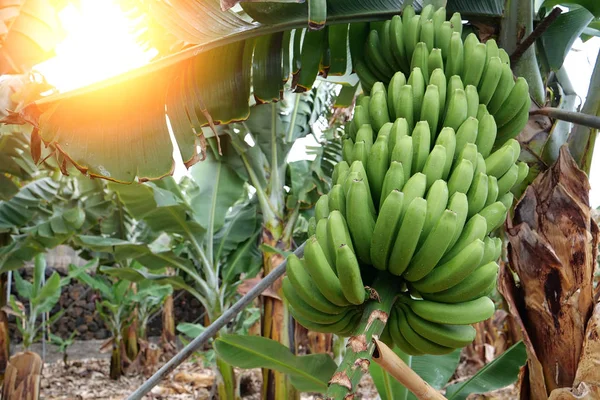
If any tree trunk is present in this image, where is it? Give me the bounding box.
[109,340,123,380]
[499,146,600,399]
[261,230,294,400]
[1,351,42,400]
[160,294,177,357]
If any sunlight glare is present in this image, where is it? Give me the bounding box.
[35,0,157,93]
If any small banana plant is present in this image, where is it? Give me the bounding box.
[49,330,78,368]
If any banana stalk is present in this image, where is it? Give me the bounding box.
[326,273,398,399]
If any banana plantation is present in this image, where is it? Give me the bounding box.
[1,0,599,399]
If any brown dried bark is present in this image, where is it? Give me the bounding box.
[499,145,600,399]
[1,351,42,400]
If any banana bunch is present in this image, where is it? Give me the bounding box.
[283,5,533,351]
[355,4,531,145]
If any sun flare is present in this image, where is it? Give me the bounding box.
[35,0,157,93]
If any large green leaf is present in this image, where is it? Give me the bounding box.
[446,341,527,400]
[214,334,337,393]
[0,178,60,231]
[541,0,600,17]
[370,348,411,400]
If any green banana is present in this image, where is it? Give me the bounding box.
[304,236,351,306]
[401,172,427,210]
[446,74,464,99]
[372,81,387,95]
[365,30,395,79]
[396,305,455,355]
[446,192,469,249]
[355,124,374,154]
[290,306,359,334]
[346,178,376,264]
[329,184,346,215]
[388,117,409,162]
[447,159,474,196]
[485,175,499,207]
[421,179,449,241]
[394,84,415,130]
[367,135,390,207]
[411,121,431,173]
[498,47,510,65]
[402,304,477,347]
[401,295,495,325]
[332,161,350,185]
[487,63,515,115]
[355,60,378,93]
[496,97,530,145]
[378,122,393,139]
[467,172,489,218]
[485,144,515,178]
[419,4,435,23]
[478,56,503,105]
[379,20,402,72]
[465,84,479,119]
[353,104,370,132]
[388,197,427,276]
[497,163,519,196]
[349,160,376,216]
[478,201,507,234]
[450,12,463,36]
[342,138,354,163]
[308,216,316,237]
[428,48,444,75]
[422,144,447,190]
[463,43,486,87]
[369,90,391,132]
[432,7,446,36]
[494,77,530,128]
[371,189,405,271]
[435,127,456,180]
[352,141,368,166]
[380,161,406,205]
[485,39,500,62]
[388,306,424,355]
[477,104,490,121]
[286,254,345,314]
[408,68,425,122]
[420,85,440,138]
[390,135,413,183]
[462,33,479,64]
[436,21,453,61]
[405,15,421,60]
[441,213,487,264]
[430,68,447,116]
[454,117,479,157]
[476,113,497,159]
[283,278,349,324]
[327,210,355,254]
[315,194,330,221]
[387,71,407,120]
[411,43,429,85]
[412,238,485,293]
[316,218,335,269]
[421,261,498,303]
[480,236,500,266]
[514,161,529,189]
[336,244,366,305]
[390,15,410,72]
[474,153,487,176]
[445,32,464,77]
[442,88,468,132]
[404,210,458,282]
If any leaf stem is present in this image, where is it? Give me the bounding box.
[531,107,600,130]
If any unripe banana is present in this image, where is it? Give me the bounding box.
[487,63,515,115]
[442,88,468,132]
[378,122,393,139]
[290,306,359,334]
[328,184,347,216]
[441,213,487,263]
[366,30,395,80]
[343,171,360,197]
[367,135,390,209]
[389,197,427,276]
[387,72,407,120]
[430,68,447,116]
[388,306,424,355]
[411,43,429,85]
[337,312,362,337]
[419,4,435,23]
[447,159,474,196]
[454,117,479,157]
[355,60,378,93]
[420,85,440,137]
[369,90,391,132]
[405,15,421,60]
[327,210,354,255]
[478,56,503,105]
[435,127,456,180]
[422,144,447,190]
[411,121,431,173]
[402,4,416,26]
[316,218,335,269]
[432,7,446,35]
[336,244,366,305]
[396,305,455,355]
[401,172,427,210]
[304,236,351,306]
[485,39,500,62]
[394,84,415,130]
[445,32,464,77]
[352,141,368,166]
[474,153,487,176]
[446,192,469,249]
[380,323,394,348]
[421,261,498,304]
[467,172,489,218]
[513,161,529,189]
[480,237,499,266]
[346,120,356,141]
[465,85,479,119]
[496,98,530,145]
[372,81,387,95]
[358,93,370,110]
[401,295,495,325]
[420,20,434,53]
[463,43,486,87]
[450,12,463,35]
[349,161,376,215]
[436,21,453,61]
[408,68,425,122]
[477,104,490,121]
[446,75,464,99]
[308,216,316,237]
[355,124,374,154]
[286,254,345,314]
[485,144,515,178]
[421,179,449,240]
[404,209,458,282]
[412,238,484,293]
[353,104,370,133]
[390,135,413,183]
[485,175,499,207]
[390,15,410,72]
[332,161,350,185]
[388,117,410,162]
[371,189,405,271]
[401,304,477,347]
[379,20,402,72]
[498,48,510,65]
[315,195,330,222]
[497,163,519,196]
[463,33,479,64]
[342,138,354,163]
[283,278,348,324]
[479,201,507,234]
[346,179,376,264]
[380,161,406,205]
[428,48,444,75]
[476,113,497,158]
[495,77,530,128]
